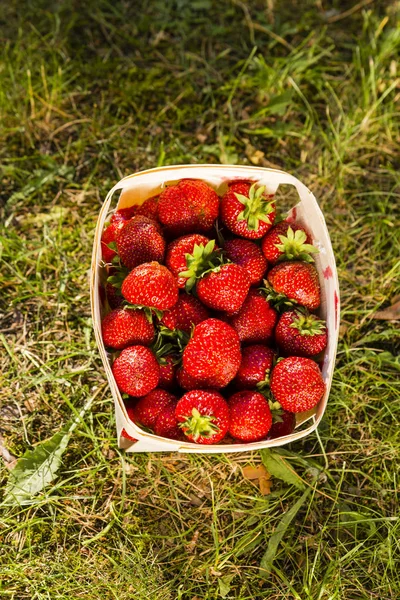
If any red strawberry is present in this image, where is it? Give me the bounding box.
[135,196,160,221]
[275,310,327,357]
[267,261,321,310]
[116,215,165,269]
[261,222,316,264]
[161,294,209,333]
[196,263,250,314]
[105,282,123,309]
[228,289,278,344]
[267,411,296,439]
[221,181,275,239]
[234,345,275,390]
[158,355,176,390]
[121,262,179,310]
[158,179,219,235]
[154,400,185,440]
[223,238,267,286]
[166,234,211,288]
[112,345,160,396]
[132,389,177,428]
[175,390,230,444]
[101,221,124,263]
[182,319,241,388]
[101,308,154,350]
[176,366,213,391]
[228,391,272,442]
[111,205,138,223]
[270,356,325,413]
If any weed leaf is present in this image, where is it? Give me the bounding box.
[260,449,305,489]
[260,486,312,575]
[2,424,72,506]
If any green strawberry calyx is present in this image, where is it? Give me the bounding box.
[260,280,299,312]
[179,407,220,441]
[234,183,274,231]
[255,369,271,393]
[275,226,318,263]
[151,325,189,364]
[179,239,223,291]
[291,311,326,337]
[268,399,285,423]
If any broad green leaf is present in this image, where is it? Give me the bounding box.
[260,486,312,575]
[2,424,72,506]
[260,449,305,490]
[3,394,95,506]
[218,575,235,598]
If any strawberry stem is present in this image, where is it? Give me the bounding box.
[179,407,220,441]
[234,183,274,231]
[290,311,326,336]
[275,226,318,263]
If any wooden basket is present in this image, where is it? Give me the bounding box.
[90,165,340,453]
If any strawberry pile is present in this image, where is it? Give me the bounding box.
[99,179,328,445]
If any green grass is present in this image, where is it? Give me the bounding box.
[1,0,400,598]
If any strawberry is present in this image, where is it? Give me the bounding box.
[176,366,213,391]
[228,391,272,442]
[261,222,316,264]
[165,234,211,288]
[132,389,177,428]
[175,390,230,444]
[105,282,123,309]
[275,310,327,357]
[267,410,296,439]
[234,345,275,390]
[223,238,267,286]
[101,221,124,263]
[154,400,185,440]
[135,195,160,221]
[158,355,176,390]
[270,356,325,413]
[111,205,138,223]
[267,261,321,310]
[101,308,155,350]
[196,263,250,314]
[158,179,219,235]
[116,215,165,269]
[183,319,241,388]
[161,293,209,333]
[228,289,278,344]
[221,181,275,239]
[121,262,179,310]
[112,345,160,397]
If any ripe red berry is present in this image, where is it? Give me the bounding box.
[267,261,321,310]
[261,222,315,264]
[121,262,179,310]
[175,390,230,444]
[234,345,275,390]
[221,181,275,239]
[101,308,154,350]
[116,215,165,269]
[270,356,325,413]
[223,238,267,286]
[196,263,251,314]
[165,234,211,288]
[101,221,124,263]
[112,346,160,397]
[228,289,278,344]
[267,411,296,439]
[158,179,219,235]
[158,355,176,391]
[154,400,185,441]
[176,366,213,391]
[161,294,209,333]
[228,391,272,442]
[182,319,241,388]
[135,196,160,221]
[105,282,123,309]
[275,310,327,357]
[132,389,177,428]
